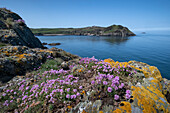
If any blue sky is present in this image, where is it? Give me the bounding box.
[1,0,170,31]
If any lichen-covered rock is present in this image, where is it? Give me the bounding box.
[0,46,80,82]
[0,8,43,48]
[79,59,170,113]
[104,59,170,113]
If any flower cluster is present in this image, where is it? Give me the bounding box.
[0,57,134,112]
[15,19,25,24]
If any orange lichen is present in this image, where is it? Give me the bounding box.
[82,110,88,113]
[119,102,131,113]
[112,109,122,113]
[67,106,72,109]
[15,53,28,59]
[4,35,8,38]
[104,59,131,68]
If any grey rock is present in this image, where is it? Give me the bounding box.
[0,8,43,48]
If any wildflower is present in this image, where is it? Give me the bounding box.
[60,89,64,93]
[107,87,112,92]
[125,93,131,99]
[126,90,131,94]
[26,86,29,90]
[119,83,124,89]
[6,89,10,93]
[114,76,119,81]
[103,81,108,85]
[114,95,119,100]
[67,88,70,92]
[2,93,6,96]
[79,86,83,89]
[76,92,80,96]
[73,89,77,92]
[22,95,28,100]
[91,80,95,85]
[66,94,70,99]
[10,89,14,93]
[10,100,13,103]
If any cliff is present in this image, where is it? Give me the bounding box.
[0,8,43,48]
[31,25,136,37]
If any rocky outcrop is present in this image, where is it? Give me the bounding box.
[0,46,80,82]
[0,8,43,48]
[77,59,170,113]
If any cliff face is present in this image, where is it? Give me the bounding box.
[0,8,43,48]
[31,25,136,37]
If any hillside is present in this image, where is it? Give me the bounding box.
[31,25,136,37]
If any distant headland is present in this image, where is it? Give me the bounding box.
[31,25,136,37]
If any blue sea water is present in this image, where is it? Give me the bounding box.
[38,30,170,79]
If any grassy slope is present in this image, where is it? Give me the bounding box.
[31,25,133,35]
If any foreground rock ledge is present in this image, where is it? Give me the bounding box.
[0,46,80,82]
[0,46,169,113]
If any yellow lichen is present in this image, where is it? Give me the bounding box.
[119,102,131,113]
[112,109,122,113]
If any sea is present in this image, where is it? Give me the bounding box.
[38,30,170,79]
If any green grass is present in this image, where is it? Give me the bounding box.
[31,25,134,35]
[0,42,11,47]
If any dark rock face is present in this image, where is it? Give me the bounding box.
[48,43,61,46]
[0,8,43,48]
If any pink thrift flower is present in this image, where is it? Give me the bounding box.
[26,86,29,90]
[126,90,131,94]
[114,95,119,100]
[107,87,112,92]
[73,89,77,92]
[79,86,83,89]
[76,92,80,96]
[66,94,70,99]
[67,88,70,92]
[119,83,124,89]
[114,76,119,81]
[91,80,95,85]
[125,94,131,99]
[103,81,108,85]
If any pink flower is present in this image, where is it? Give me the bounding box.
[67,88,70,92]
[71,95,76,99]
[73,89,77,92]
[91,80,95,85]
[114,95,119,100]
[2,93,6,96]
[103,81,108,85]
[114,76,119,81]
[66,94,70,99]
[126,90,131,94]
[79,86,83,89]
[107,87,112,92]
[125,94,131,99]
[22,95,28,100]
[26,86,29,90]
[76,92,80,96]
[119,83,124,89]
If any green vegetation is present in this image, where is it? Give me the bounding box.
[31,25,135,36]
[0,42,11,47]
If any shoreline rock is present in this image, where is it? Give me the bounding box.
[0,8,43,48]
